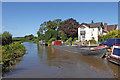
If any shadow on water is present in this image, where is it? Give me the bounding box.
[3,42,119,78]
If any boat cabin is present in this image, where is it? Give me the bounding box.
[107,45,120,65]
[51,41,62,45]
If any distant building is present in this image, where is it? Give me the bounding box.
[103,23,118,33]
[78,21,104,42]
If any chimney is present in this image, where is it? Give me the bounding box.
[91,20,94,23]
[104,23,107,31]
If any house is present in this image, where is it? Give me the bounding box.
[78,21,104,42]
[104,23,118,32]
[102,23,118,35]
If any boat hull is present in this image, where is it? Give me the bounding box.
[52,45,107,58]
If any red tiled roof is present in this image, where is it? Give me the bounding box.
[107,25,118,32]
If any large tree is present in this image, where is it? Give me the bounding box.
[58,31,67,40]
[59,18,79,38]
[45,29,57,42]
[37,19,62,41]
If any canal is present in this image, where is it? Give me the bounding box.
[3,42,119,78]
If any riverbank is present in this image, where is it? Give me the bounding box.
[51,45,107,58]
[2,41,26,75]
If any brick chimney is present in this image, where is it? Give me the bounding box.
[91,20,94,23]
[104,23,107,31]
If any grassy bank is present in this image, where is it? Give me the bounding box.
[1,41,26,74]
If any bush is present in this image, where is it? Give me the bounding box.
[33,39,39,44]
[68,37,72,42]
[2,42,26,74]
[48,38,57,44]
[73,37,78,41]
[87,40,96,44]
[98,30,120,43]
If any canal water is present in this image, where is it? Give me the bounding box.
[3,42,119,78]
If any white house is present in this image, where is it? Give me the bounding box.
[78,21,104,42]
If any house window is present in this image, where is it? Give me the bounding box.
[80,31,85,35]
[92,37,94,40]
[91,34,93,36]
[93,29,94,31]
[81,26,85,30]
[82,35,85,38]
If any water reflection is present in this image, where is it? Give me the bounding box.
[37,45,113,73]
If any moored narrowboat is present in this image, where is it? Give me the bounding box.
[51,41,62,45]
[39,40,48,46]
[107,45,120,65]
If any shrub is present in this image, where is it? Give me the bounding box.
[2,42,26,74]
[68,37,72,42]
[87,40,96,44]
[73,37,78,41]
[48,38,57,44]
[33,39,39,44]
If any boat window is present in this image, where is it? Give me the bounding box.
[103,40,107,43]
[113,48,120,56]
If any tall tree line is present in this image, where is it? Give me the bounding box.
[37,18,79,42]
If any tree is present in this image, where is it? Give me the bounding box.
[58,31,67,40]
[98,30,120,42]
[45,29,57,42]
[103,30,120,40]
[37,19,62,42]
[59,18,79,38]
[2,31,12,45]
[24,34,34,40]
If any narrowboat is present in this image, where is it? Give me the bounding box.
[39,40,48,46]
[99,38,120,47]
[51,41,62,45]
[107,45,120,65]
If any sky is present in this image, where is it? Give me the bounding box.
[1,0,120,2]
[2,2,118,37]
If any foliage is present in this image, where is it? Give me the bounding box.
[103,30,120,40]
[58,31,67,41]
[87,40,96,44]
[33,38,39,44]
[13,34,36,42]
[37,34,45,40]
[24,34,35,40]
[37,19,62,42]
[2,31,12,45]
[2,42,26,73]
[98,30,120,42]
[98,35,104,42]
[45,29,57,42]
[48,38,57,44]
[59,18,79,38]
[73,37,78,41]
[0,34,2,45]
[68,37,72,42]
